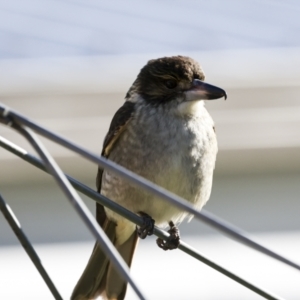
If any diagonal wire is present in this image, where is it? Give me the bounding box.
[0,136,286,300]
[0,193,63,300]
[1,104,300,272]
[10,124,146,300]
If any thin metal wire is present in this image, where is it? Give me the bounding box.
[1,103,300,272]
[0,193,63,300]
[11,124,146,300]
[0,136,286,300]
[177,241,284,300]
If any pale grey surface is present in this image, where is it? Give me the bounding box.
[0,0,300,59]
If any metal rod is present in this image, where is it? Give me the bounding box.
[176,240,284,300]
[0,136,285,300]
[11,125,146,300]
[0,193,63,300]
[1,104,300,272]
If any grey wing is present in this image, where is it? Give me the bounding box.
[96,101,135,224]
[71,101,136,300]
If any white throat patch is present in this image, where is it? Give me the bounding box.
[177,100,205,116]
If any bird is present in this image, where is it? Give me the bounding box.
[71,55,226,300]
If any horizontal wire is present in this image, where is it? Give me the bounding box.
[11,124,146,300]
[0,135,285,300]
[0,193,63,300]
[1,103,299,272]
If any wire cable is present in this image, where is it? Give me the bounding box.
[1,103,299,272]
[0,193,63,300]
[0,135,285,300]
[11,124,146,300]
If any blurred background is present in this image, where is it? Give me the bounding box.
[0,1,300,299]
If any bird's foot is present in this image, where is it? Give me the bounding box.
[137,212,155,239]
[156,221,180,251]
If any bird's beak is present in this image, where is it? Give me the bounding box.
[185,79,227,101]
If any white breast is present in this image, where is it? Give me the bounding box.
[102,100,217,233]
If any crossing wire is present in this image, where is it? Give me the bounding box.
[0,136,284,300]
[1,104,299,272]
[0,103,297,299]
[0,193,63,300]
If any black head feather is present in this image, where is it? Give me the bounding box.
[127,56,205,105]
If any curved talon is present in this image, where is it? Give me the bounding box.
[137,213,155,239]
[156,221,180,251]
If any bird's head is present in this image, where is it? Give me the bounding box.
[127,56,226,106]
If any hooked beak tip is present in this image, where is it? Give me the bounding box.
[189,79,227,101]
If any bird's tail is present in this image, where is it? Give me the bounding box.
[71,219,138,300]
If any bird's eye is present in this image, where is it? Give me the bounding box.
[164,79,177,89]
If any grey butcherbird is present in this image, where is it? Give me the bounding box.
[71,56,227,300]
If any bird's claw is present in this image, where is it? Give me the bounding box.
[137,213,155,239]
[156,221,180,251]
